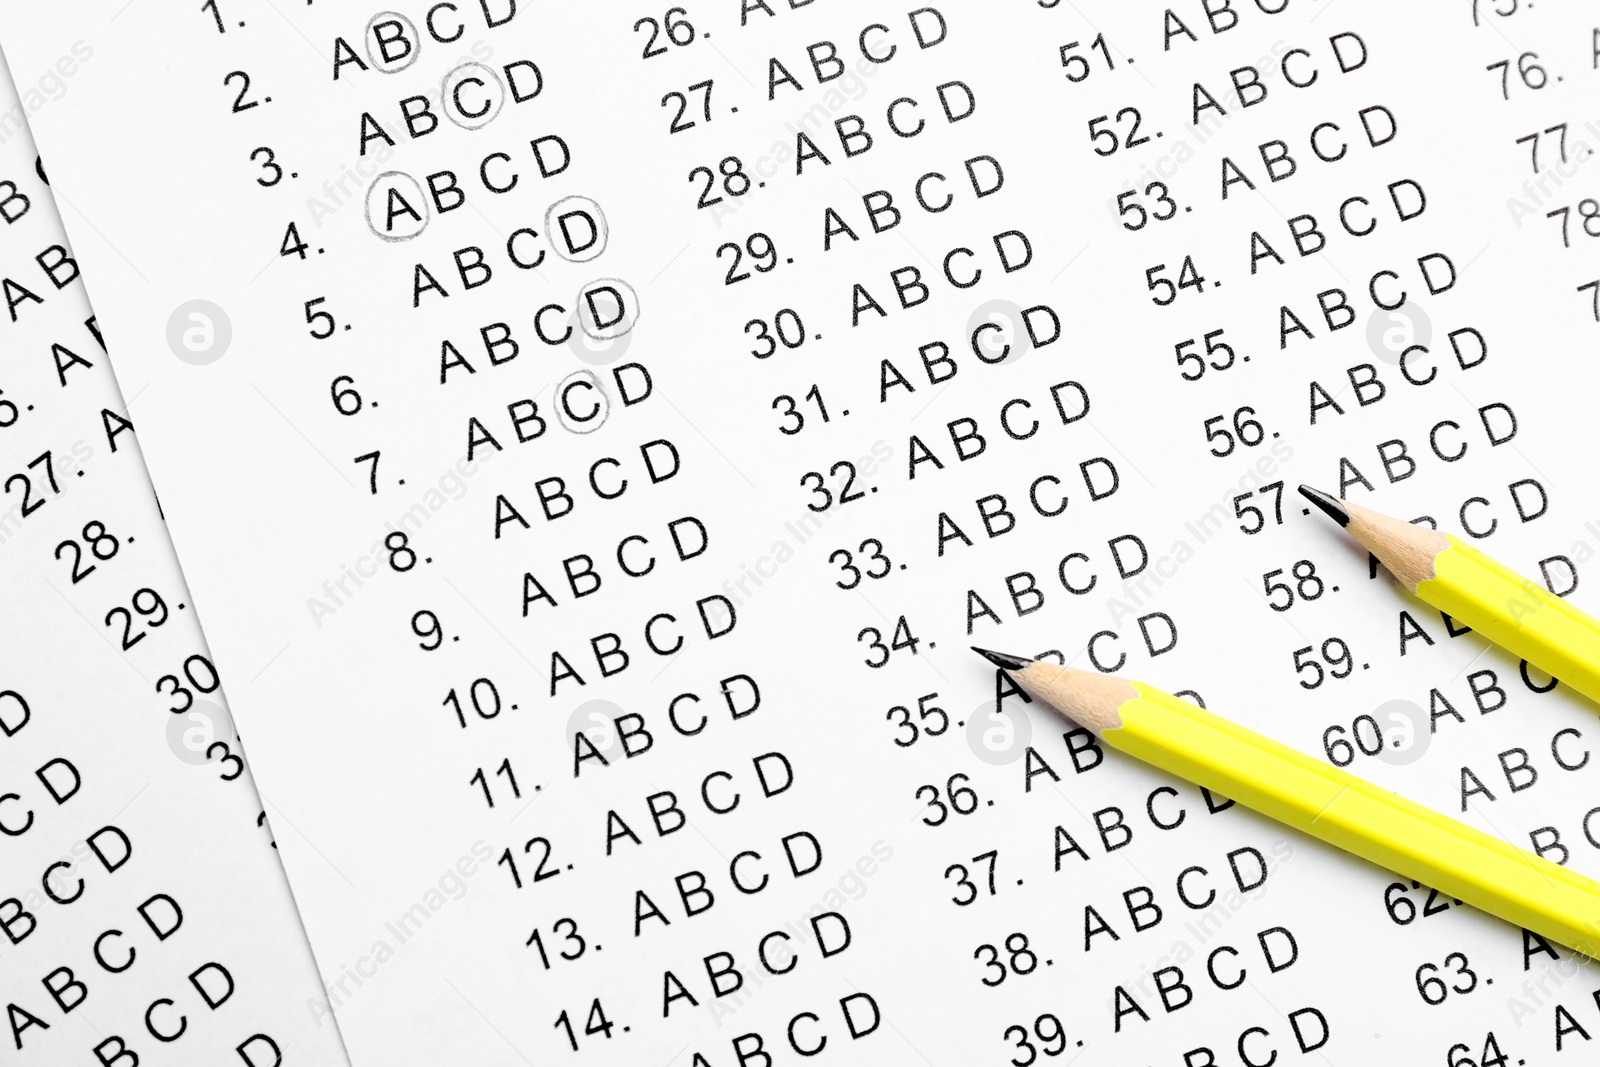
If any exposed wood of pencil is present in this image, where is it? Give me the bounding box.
[1342,498,1451,592]
[1010,662,1134,735]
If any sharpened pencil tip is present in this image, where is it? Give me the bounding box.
[1297,485,1350,527]
[971,646,1033,671]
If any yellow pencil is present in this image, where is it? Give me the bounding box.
[1300,485,1600,703]
[973,649,1600,957]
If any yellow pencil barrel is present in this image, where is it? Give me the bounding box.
[1107,684,1600,958]
[1420,537,1600,705]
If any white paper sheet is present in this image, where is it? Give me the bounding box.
[0,48,351,1067]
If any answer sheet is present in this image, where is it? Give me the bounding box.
[0,48,352,1067]
[6,1,1600,1064]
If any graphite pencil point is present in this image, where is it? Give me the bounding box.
[1298,485,1350,527]
[971,646,1032,671]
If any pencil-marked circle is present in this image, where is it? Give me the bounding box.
[555,370,610,435]
[965,700,1032,765]
[577,278,639,342]
[167,300,232,365]
[364,12,421,73]
[1365,301,1432,367]
[545,196,609,263]
[1375,699,1430,766]
[441,62,505,130]
[566,700,624,764]
[365,171,430,242]
[166,700,237,766]
[965,299,1030,366]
